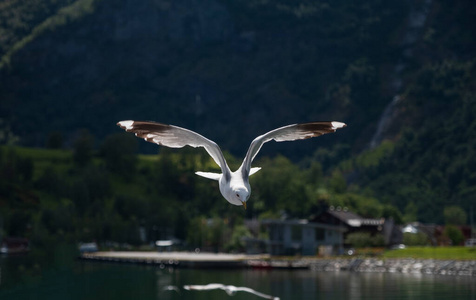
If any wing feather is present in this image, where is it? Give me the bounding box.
[234,287,278,299]
[117,121,230,176]
[241,121,346,176]
[184,284,225,291]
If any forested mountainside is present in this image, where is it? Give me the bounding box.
[1,0,408,153]
[0,0,475,243]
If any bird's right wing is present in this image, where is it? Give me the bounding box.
[236,287,280,300]
[241,122,346,176]
[117,121,230,176]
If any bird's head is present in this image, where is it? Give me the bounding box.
[233,188,249,209]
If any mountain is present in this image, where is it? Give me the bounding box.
[0,0,408,154]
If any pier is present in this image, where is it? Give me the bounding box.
[80,251,270,268]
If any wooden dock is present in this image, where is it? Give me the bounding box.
[80,251,270,268]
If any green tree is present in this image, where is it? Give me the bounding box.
[100,133,137,177]
[73,129,94,166]
[187,217,206,248]
[208,217,227,252]
[444,225,464,245]
[345,232,385,248]
[403,232,430,246]
[403,202,418,223]
[381,205,404,224]
[17,156,33,183]
[46,131,63,149]
[6,210,32,237]
[252,155,309,217]
[328,170,347,193]
[306,161,323,185]
[444,205,467,225]
[35,165,64,196]
[330,193,383,219]
[225,224,252,252]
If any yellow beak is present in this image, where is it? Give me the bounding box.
[242,201,247,210]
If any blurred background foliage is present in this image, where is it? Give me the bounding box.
[0,0,475,248]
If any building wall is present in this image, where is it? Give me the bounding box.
[266,222,344,256]
[302,227,315,255]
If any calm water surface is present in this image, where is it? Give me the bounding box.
[1,248,475,300]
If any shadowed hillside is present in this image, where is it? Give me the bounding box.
[0,0,408,155]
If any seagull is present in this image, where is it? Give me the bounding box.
[117,120,346,209]
[184,283,280,300]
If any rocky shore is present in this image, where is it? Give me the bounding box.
[80,251,476,276]
[308,258,476,276]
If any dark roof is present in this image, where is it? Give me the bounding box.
[327,208,384,227]
[261,219,347,231]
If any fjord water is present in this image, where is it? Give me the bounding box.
[1,249,475,300]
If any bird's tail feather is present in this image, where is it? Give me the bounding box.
[195,171,221,180]
[250,167,261,176]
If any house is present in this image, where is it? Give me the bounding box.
[402,222,439,245]
[311,207,403,246]
[403,222,473,246]
[244,207,403,256]
[78,242,98,253]
[261,219,346,256]
[156,238,183,252]
[0,237,30,254]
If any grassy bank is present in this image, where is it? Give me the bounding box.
[382,246,476,260]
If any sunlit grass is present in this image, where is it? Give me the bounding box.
[138,154,159,161]
[382,246,476,260]
[12,146,71,161]
[1,145,73,179]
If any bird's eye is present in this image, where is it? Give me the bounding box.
[236,193,240,198]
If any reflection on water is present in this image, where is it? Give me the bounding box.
[183,283,279,299]
[1,252,475,300]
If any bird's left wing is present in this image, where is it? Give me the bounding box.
[117,121,230,176]
[241,121,346,176]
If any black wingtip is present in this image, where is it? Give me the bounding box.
[297,121,345,133]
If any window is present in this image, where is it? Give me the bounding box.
[315,228,325,241]
[291,226,302,241]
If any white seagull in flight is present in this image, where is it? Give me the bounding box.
[117,120,346,209]
[184,283,280,300]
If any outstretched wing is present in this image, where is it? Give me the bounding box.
[184,284,226,291]
[117,121,230,176]
[184,284,280,300]
[241,121,346,176]
[234,287,280,300]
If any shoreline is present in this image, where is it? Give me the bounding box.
[306,257,476,276]
[80,251,476,276]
